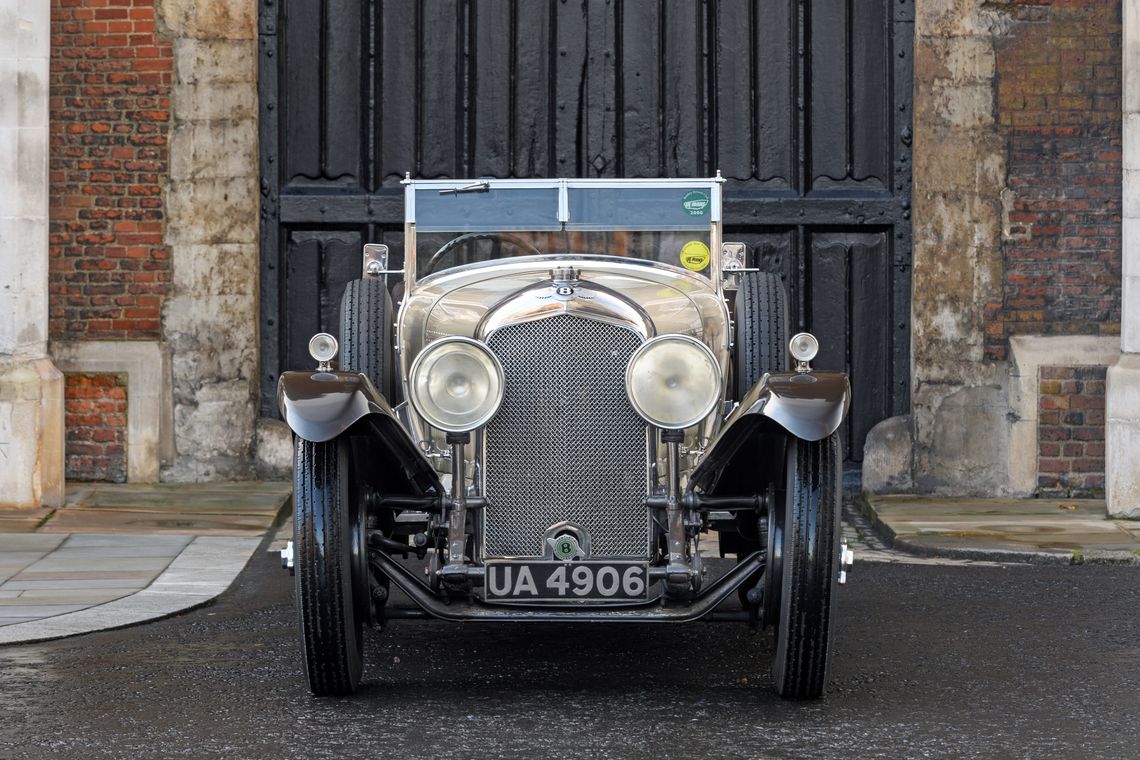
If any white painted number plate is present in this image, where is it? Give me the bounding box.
[485,561,649,601]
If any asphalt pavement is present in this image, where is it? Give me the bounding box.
[0,542,1137,759]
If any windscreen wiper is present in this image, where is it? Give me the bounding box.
[439,181,490,195]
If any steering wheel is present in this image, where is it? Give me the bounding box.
[422,232,542,275]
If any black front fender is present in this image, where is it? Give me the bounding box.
[739,371,851,442]
[277,370,389,442]
[690,371,850,493]
[277,370,442,495]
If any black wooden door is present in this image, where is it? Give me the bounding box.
[259,0,914,461]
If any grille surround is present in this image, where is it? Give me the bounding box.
[482,314,650,559]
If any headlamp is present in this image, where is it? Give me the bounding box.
[308,333,339,365]
[625,334,721,430]
[789,332,819,364]
[408,337,505,433]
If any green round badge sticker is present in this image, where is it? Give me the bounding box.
[682,190,710,217]
[680,240,711,271]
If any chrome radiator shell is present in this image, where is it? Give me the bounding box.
[482,314,650,559]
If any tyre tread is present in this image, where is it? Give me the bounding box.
[776,433,841,699]
[340,278,392,400]
[295,438,362,696]
[735,271,788,397]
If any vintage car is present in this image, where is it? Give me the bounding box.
[277,176,852,699]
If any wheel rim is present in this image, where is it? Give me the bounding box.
[763,489,784,629]
[773,439,799,678]
[351,486,371,627]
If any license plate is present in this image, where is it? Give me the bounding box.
[484,561,649,601]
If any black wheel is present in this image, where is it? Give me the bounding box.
[733,271,789,604]
[294,436,367,696]
[772,433,842,699]
[734,271,788,398]
[340,278,393,400]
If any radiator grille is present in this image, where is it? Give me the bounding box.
[483,315,649,558]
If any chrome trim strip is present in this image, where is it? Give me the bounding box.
[415,253,715,290]
[557,178,569,222]
[406,178,722,190]
[475,280,655,341]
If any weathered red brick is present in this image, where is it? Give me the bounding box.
[987,3,1121,364]
[1037,364,1107,496]
[49,0,172,344]
[64,373,127,482]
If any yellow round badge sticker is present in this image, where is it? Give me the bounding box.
[680,241,711,272]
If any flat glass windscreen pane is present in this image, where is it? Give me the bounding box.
[416,230,713,279]
[567,187,713,230]
[414,187,560,232]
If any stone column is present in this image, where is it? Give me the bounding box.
[1108,0,1140,517]
[0,0,64,507]
[158,1,260,480]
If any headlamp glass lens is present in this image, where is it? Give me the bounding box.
[410,338,504,432]
[308,333,339,363]
[789,332,819,363]
[626,335,721,430]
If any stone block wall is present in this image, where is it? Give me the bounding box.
[159,0,259,481]
[1037,365,1107,496]
[985,0,1122,361]
[44,0,260,483]
[905,0,1123,496]
[64,372,127,482]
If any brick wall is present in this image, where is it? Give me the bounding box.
[1037,366,1106,497]
[65,373,128,483]
[984,0,1122,361]
[48,0,173,341]
[49,0,173,481]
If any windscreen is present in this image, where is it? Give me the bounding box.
[412,183,715,279]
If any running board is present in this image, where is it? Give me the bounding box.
[370,551,764,623]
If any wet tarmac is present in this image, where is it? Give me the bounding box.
[0,548,1137,759]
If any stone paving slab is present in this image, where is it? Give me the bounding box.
[868,496,1108,517]
[15,556,175,574]
[0,534,66,552]
[2,579,150,590]
[0,482,290,538]
[0,536,261,644]
[862,495,1140,564]
[0,481,288,644]
[11,570,162,582]
[841,503,1007,567]
[0,589,137,605]
[0,604,92,619]
[63,482,290,515]
[0,551,56,566]
[59,534,193,548]
[0,508,53,532]
[44,546,191,559]
[41,509,278,536]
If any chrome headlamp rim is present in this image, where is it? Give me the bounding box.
[408,336,505,433]
[625,333,722,431]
